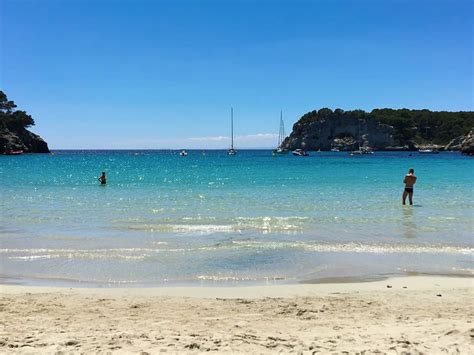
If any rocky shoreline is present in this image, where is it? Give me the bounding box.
[445,128,474,155]
[0,126,49,154]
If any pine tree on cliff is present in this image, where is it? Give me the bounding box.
[0,91,35,129]
[0,90,49,153]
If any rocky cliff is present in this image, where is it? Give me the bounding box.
[0,126,50,154]
[444,128,474,155]
[0,90,50,154]
[282,112,410,151]
[281,108,473,152]
[460,129,474,155]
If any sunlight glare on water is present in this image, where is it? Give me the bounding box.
[0,150,472,286]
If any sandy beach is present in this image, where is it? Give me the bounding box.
[0,276,472,354]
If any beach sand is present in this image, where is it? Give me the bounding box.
[1,276,472,354]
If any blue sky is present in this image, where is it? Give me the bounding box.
[1,0,472,149]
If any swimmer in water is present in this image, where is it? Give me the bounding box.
[402,168,417,205]
[98,172,107,185]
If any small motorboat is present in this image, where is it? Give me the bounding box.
[418,148,439,154]
[350,147,374,156]
[179,150,188,156]
[330,147,340,152]
[350,150,363,156]
[272,148,288,156]
[5,150,24,155]
[292,149,309,156]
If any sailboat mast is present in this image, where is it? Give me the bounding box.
[231,107,234,149]
[279,110,284,146]
[282,117,285,140]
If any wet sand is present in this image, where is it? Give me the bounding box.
[1,276,473,353]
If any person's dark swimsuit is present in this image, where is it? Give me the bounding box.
[405,187,413,193]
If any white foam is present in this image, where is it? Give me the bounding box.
[2,241,473,263]
[230,241,474,255]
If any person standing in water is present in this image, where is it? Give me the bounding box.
[98,171,107,185]
[402,168,417,205]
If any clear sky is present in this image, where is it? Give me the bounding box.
[1,0,472,149]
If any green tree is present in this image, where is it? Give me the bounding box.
[296,107,474,145]
[0,91,17,113]
[0,91,35,129]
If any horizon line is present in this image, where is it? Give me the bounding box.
[49,147,278,151]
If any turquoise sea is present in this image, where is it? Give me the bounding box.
[0,150,473,286]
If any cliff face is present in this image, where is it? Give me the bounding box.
[0,91,50,154]
[460,129,474,155]
[0,127,50,154]
[281,108,474,151]
[282,115,410,151]
[444,128,474,154]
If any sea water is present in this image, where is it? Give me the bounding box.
[0,150,472,286]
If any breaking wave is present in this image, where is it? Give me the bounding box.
[2,241,472,262]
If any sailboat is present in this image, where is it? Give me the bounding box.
[228,107,237,155]
[272,111,288,156]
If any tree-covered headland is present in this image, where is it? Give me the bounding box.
[0,91,49,154]
[297,108,473,146]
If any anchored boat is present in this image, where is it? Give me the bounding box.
[292,148,309,156]
[350,146,374,156]
[228,107,237,155]
[4,150,24,155]
[272,111,288,156]
[418,148,439,154]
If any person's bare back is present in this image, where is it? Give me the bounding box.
[404,174,417,188]
[402,168,417,205]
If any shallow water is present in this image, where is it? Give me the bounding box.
[0,150,473,286]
